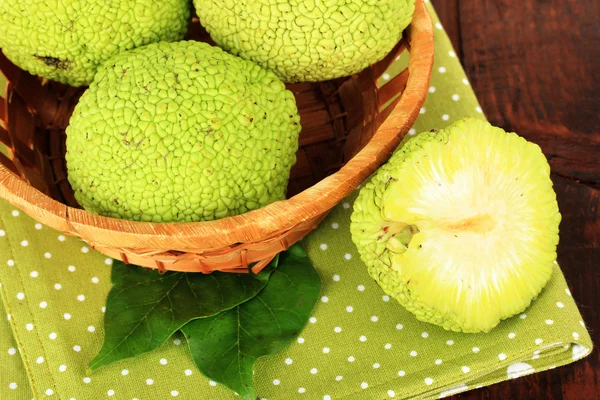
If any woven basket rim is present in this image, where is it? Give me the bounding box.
[0,0,434,251]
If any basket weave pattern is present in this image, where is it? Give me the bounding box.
[0,0,434,273]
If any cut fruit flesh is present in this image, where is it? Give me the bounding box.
[351,118,560,333]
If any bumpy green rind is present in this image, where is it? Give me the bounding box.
[0,0,190,86]
[66,41,301,223]
[350,118,559,333]
[194,0,415,83]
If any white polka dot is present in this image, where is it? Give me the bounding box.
[344,253,352,260]
[384,343,392,350]
[68,266,76,272]
[173,338,181,345]
[435,22,443,29]
[520,313,527,319]
[424,378,433,385]
[396,324,403,330]
[9,383,17,390]
[408,128,416,135]
[449,50,456,57]
[333,275,340,282]
[107,390,115,396]
[462,78,469,85]
[6,314,9,320]
[319,243,327,250]
[91,277,99,284]
[373,363,380,369]
[321,296,328,303]
[63,313,71,320]
[30,271,38,278]
[462,366,471,373]
[343,202,350,209]
[36,356,44,364]
[87,325,95,332]
[387,390,395,397]
[419,107,426,114]
[54,283,62,290]
[285,358,293,365]
[83,377,91,384]
[410,351,417,357]
[334,327,342,333]
[77,295,85,302]
[297,337,305,343]
[555,301,564,308]
[104,258,113,265]
[421,332,429,338]
[442,114,449,121]
[435,359,442,365]
[12,210,19,216]
[309,317,317,324]
[310,368,318,374]
[81,246,89,253]
[335,376,343,381]
[49,332,57,340]
[499,353,507,361]
[101,306,106,312]
[184,369,192,376]
[160,358,168,365]
[331,223,339,229]
[121,369,129,376]
[428,86,436,93]
[508,332,516,339]
[347,356,355,362]
[535,338,543,345]
[8,348,16,355]
[73,345,81,352]
[146,379,154,385]
[566,288,572,296]
[370,316,378,322]
[382,295,390,302]
[322,347,330,354]
[0,229,4,236]
[357,285,365,292]
[382,73,390,80]
[346,306,353,312]
[580,321,586,327]
[452,94,460,101]
[573,332,580,340]
[171,391,178,397]
[298,388,306,393]
[25,323,33,331]
[438,66,446,73]
[17,292,25,300]
[361,382,368,389]
[58,235,65,241]
[44,252,52,259]
[359,335,367,342]
[59,365,67,372]
[7,260,14,266]
[546,319,554,325]
[21,240,28,247]
[273,379,280,385]
[45,389,54,395]
[446,340,454,345]
[472,347,480,353]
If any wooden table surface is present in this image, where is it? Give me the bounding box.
[431,0,599,398]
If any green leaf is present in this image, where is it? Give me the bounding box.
[89,256,278,372]
[181,244,321,400]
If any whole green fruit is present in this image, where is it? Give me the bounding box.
[0,0,190,86]
[66,41,301,223]
[194,0,416,82]
[351,118,560,333]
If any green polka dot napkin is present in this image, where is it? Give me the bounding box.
[0,3,593,399]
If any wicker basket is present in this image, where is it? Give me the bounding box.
[0,0,433,274]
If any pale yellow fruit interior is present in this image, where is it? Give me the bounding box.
[381,123,558,332]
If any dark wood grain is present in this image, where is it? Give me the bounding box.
[431,0,600,398]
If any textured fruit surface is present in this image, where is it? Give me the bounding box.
[350,118,561,333]
[0,0,190,86]
[194,0,415,82]
[66,41,301,223]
